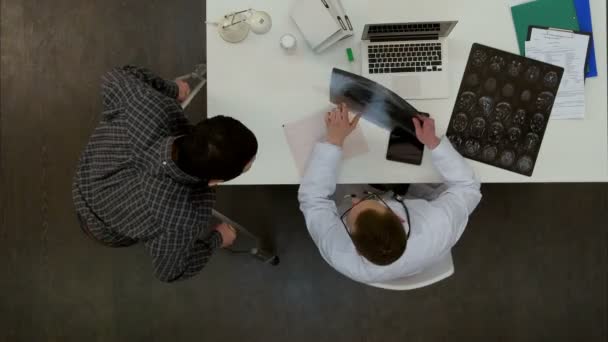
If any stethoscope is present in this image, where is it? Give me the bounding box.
[393,193,412,237]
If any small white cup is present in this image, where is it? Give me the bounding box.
[280,34,297,54]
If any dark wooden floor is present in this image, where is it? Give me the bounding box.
[1,1,607,341]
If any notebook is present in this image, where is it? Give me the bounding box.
[291,0,353,53]
[573,0,598,77]
[291,0,343,50]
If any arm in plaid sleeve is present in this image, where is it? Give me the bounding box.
[121,65,179,100]
[145,230,223,282]
[123,90,192,149]
[101,65,192,148]
[100,66,179,118]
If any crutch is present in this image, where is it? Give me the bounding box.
[177,64,279,266]
[176,63,208,110]
[212,210,280,265]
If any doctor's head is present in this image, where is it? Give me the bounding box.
[341,193,407,266]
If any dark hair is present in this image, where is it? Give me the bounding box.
[176,116,257,182]
[351,209,407,266]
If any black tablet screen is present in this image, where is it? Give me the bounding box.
[386,128,424,165]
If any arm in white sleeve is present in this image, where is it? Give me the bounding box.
[427,136,482,248]
[297,143,343,256]
[298,143,373,283]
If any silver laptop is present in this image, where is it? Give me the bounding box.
[361,21,458,100]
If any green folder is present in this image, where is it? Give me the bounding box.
[511,0,580,55]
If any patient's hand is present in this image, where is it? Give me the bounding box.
[176,80,191,103]
[325,103,361,147]
[215,223,237,248]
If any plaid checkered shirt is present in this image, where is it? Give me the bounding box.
[72,66,222,282]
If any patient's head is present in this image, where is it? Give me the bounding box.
[176,116,257,185]
[346,198,407,266]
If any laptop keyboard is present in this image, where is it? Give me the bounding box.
[367,42,443,74]
[368,23,441,34]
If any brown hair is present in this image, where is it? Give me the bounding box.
[351,209,407,266]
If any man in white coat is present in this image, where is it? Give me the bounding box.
[298,104,482,284]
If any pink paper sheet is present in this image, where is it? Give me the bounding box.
[283,110,370,177]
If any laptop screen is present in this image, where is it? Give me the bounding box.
[362,21,458,41]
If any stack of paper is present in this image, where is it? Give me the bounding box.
[525,28,589,120]
[291,0,353,53]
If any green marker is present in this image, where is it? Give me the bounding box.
[346,48,356,73]
[346,48,354,62]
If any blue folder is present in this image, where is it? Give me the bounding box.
[574,0,597,78]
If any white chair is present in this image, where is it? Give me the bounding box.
[369,252,454,290]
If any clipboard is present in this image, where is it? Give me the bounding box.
[510,0,579,55]
[526,25,592,76]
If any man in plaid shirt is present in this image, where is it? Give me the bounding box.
[73,66,258,282]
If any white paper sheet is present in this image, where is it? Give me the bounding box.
[283,109,369,176]
[525,28,589,120]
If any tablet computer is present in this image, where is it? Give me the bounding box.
[386,128,424,165]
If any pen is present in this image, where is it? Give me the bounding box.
[337,16,347,30]
[333,0,353,31]
[344,14,353,31]
[344,15,353,31]
[321,0,348,31]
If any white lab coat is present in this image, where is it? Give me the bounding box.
[298,137,482,284]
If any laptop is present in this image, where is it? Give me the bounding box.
[361,21,458,100]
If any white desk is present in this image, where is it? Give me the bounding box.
[207,0,607,184]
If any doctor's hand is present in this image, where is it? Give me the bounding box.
[325,103,361,147]
[412,114,440,150]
